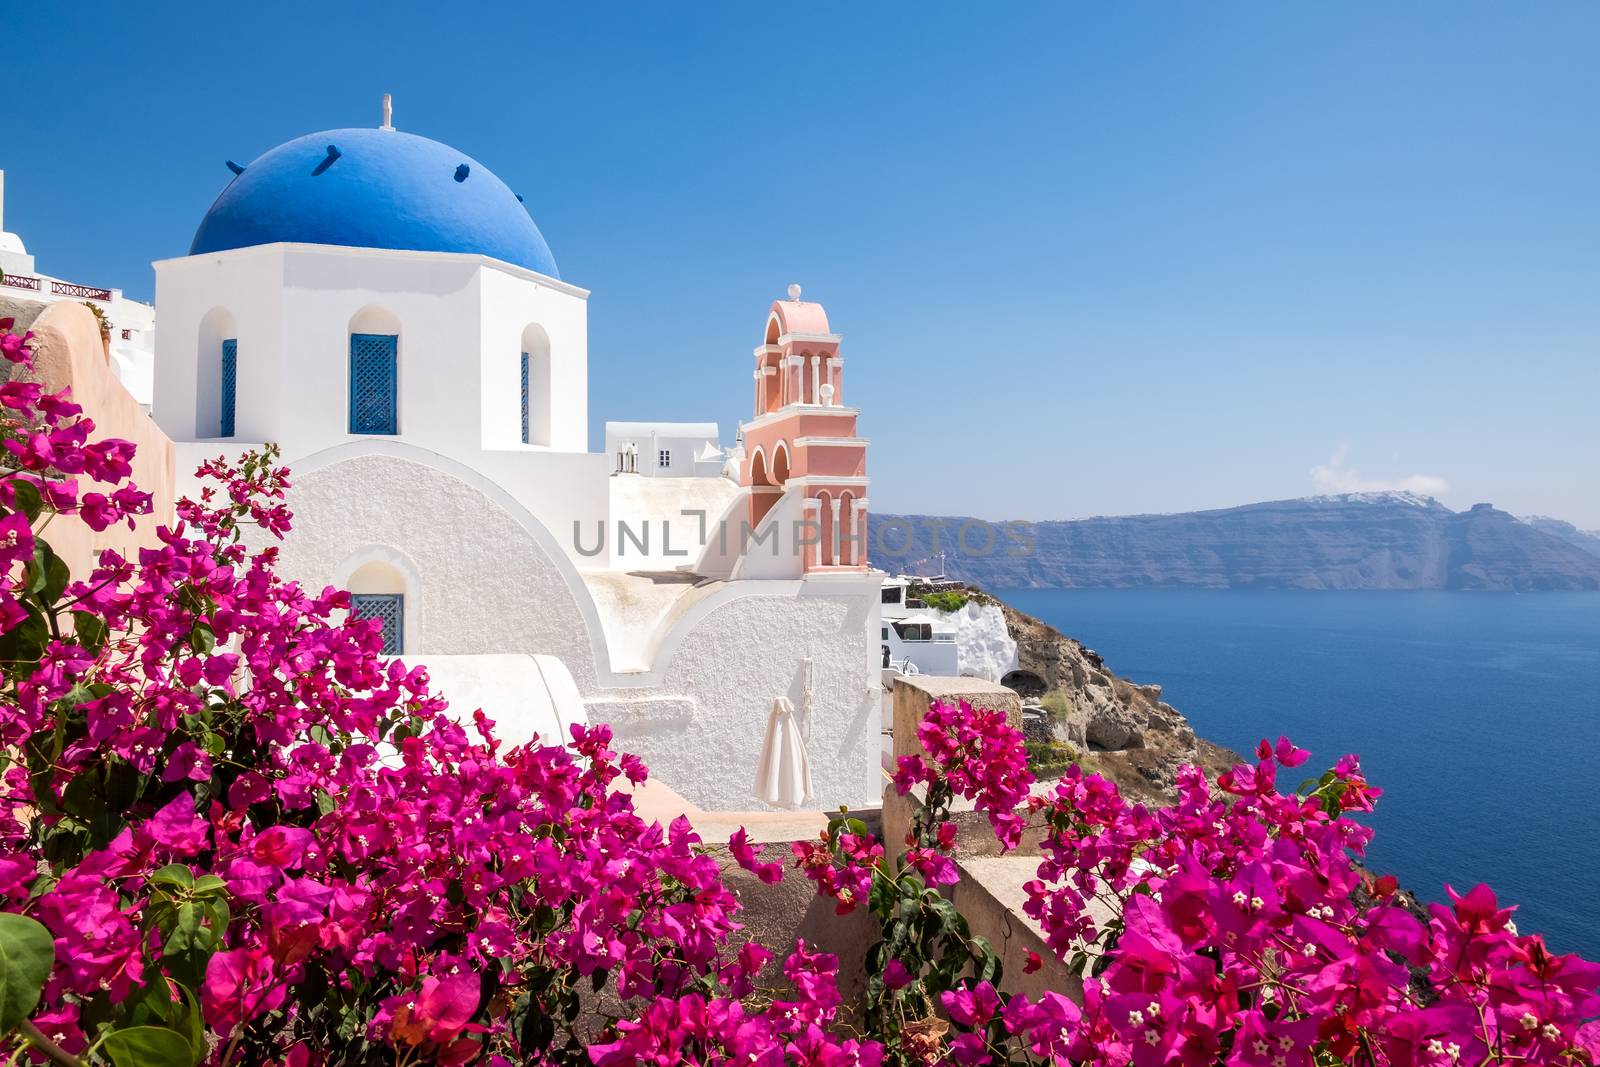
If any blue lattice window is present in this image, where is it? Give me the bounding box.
[349,333,398,434]
[220,338,237,438]
[520,351,531,444]
[350,593,404,655]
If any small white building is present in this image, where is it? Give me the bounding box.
[878,577,960,676]
[605,421,723,477]
[877,575,1016,682]
[0,169,156,407]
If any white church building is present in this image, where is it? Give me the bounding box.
[143,111,882,810]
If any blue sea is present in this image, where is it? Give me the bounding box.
[995,589,1600,959]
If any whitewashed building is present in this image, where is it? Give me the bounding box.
[0,170,156,407]
[605,421,723,477]
[145,110,884,810]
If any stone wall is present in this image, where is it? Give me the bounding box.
[882,675,1087,1002]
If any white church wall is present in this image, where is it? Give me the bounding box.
[688,488,753,580]
[469,449,613,570]
[591,575,885,811]
[605,474,739,571]
[253,450,606,688]
[478,267,588,453]
[171,438,611,576]
[244,449,883,811]
[156,245,614,569]
[154,249,285,441]
[731,485,810,580]
[275,247,484,456]
[154,243,590,465]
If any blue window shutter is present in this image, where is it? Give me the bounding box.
[520,351,530,444]
[350,593,404,654]
[349,334,398,434]
[220,339,237,438]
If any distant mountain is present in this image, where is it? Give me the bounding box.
[872,493,1600,591]
[1521,516,1600,559]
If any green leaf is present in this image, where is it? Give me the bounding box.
[187,621,216,654]
[73,611,110,653]
[163,903,204,958]
[27,541,71,605]
[0,601,50,664]
[172,984,205,1063]
[121,976,181,1030]
[971,936,1001,984]
[150,864,196,891]
[202,898,230,939]
[60,770,102,820]
[10,479,43,522]
[102,1025,195,1067]
[191,875,227,897]
[0,912,56,1033]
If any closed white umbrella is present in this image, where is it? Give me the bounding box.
[754,696,814,808]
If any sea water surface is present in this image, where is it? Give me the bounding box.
[995,589,1600,958]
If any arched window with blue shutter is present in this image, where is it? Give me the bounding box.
[520,323,551,446]
[350,593,404,655]
[220,338,237,438]
[349,333,398,434]
[520,351,531,444]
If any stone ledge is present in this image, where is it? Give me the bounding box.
[951,855,1115,1004]
[890,674,1022,766]
[886,674,1026,862]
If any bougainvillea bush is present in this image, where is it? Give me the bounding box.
[1,313,1597,1066]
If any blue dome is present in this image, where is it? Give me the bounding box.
[190,128,558,277]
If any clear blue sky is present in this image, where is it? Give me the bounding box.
[8,2,1598,525]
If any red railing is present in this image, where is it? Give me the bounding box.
[49,280,113,301]
[0,274,114,302]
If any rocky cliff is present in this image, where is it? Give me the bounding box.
[874,493,1600,591]
[954,590,1240,802]
[1522,516,1600,558]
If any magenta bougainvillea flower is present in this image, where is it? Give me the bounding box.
[0,314,1596,1065]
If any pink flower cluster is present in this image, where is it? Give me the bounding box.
[892,697,1033,848]
[982,739,1600,1066]
[792,828,885,914]
[588,941,883,1066]
[786,697,1033,920]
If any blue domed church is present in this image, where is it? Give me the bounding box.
[158,118,585,458]
[148,108,882,814]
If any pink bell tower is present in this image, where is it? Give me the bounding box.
[739,285,868,571]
